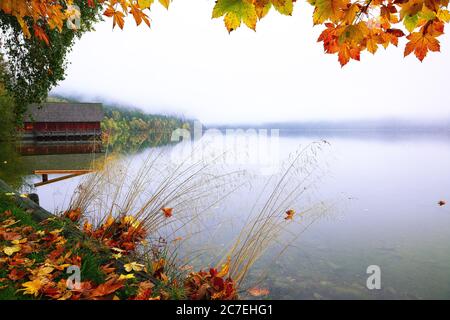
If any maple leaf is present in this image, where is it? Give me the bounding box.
[217,256,231,277]
[130,4,151,27]
[342,3,360,25]
[33,25,50,46]
[65,208,82,222]
[3,245,21,256]
[133,281,154,300]
[138,0,155,9]
[271,0,295,16]
[20,279,44,297]
[104,6,125,30]
[152,258,165,274]
[0,231,21,241]
[404,30,441,61]
[284,209,295,220]
[8,268,26,281]
[112,253,122,259]
[253,0,271,19]
[101,263,116,274]
[124,261,145,272]
[213,0,258,32]
[90,277,124,298]
[248,286,270,296]
[161,207,173,218]
[437,9,450,23]
[11,238,28,244]
[159,0,171,9]
[312,0,349,25]
[399,0,424,21]
[17,17,31,38]
[30,266,55,279]
[118,273,135,281]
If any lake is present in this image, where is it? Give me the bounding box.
[2,129,450,299]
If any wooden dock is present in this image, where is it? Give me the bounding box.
[33,169,95,187]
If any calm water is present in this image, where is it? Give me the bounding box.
[2,130,450,299]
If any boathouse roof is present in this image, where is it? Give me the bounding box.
[25,103,104,123]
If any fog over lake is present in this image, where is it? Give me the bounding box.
[15,129,450,299]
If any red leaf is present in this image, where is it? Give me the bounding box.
[8,268,26,281]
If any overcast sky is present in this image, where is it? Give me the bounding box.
[52,1,450,124]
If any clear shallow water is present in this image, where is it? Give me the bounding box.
[3,130,450,299]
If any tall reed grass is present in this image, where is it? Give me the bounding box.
[67,138,331,290]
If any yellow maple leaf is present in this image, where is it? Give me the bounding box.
[313,0,349,25]
[20,279,43,297]
[124,262,145,272]
[118,273,135,281]
[12,238,27,245]
[32,266,54,278]
[138,0,154,9]
[112,253,122,260]
[36,230,45,236]
[3,245,21,256]
[50,228,64,235]
[217,256,231,278]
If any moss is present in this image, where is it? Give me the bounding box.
[0,195,40,228]
[117,282,138,300]
[28,252,46,264]
[166,285,186,300]
[0,286,21,300]
[77,248,107,285]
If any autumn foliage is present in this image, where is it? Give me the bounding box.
[0,205,239,300]
[1,0,449,66]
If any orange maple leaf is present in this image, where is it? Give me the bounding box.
[103,6,125,30]
[404,31,440,61]
[284,209,295,220]
[161,207,173,218]
[90,277,124,298]
[33,25,49,45]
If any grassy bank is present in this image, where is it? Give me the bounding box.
[0,192,236,300]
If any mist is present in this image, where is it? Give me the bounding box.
[52,1,450,124]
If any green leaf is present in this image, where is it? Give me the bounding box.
[212,0,258,32]
[404,14,419,33]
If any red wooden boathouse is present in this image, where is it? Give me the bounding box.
[23,103,104,140]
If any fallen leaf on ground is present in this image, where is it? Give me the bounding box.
[124,262,145,272]
[90,278,124,298]
[8,268,26,281]
[3,245,21,256]
[20,279,44,297]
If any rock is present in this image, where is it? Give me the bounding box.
[28,193,40,205]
